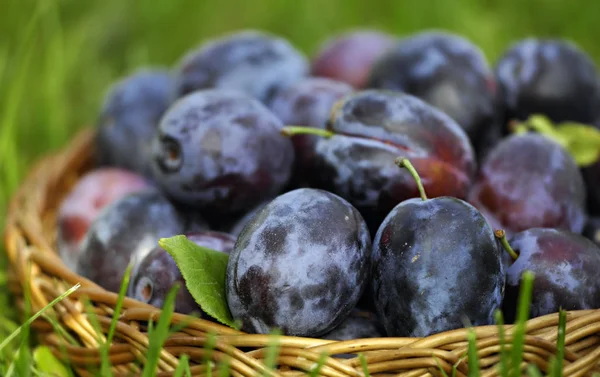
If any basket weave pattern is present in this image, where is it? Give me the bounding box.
[4,128,600,377]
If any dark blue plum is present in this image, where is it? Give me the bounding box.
[368,31,498,152]
[75,189,208,293]
[503,228,600,323]
[495,38,600,127]
[226,188,372,337]
[372,195,504,337]
[309,90,476,233]
[173,30,308,104]
[321,310,384,341]
[128,231,235,315]
[151,89,294,215]
[268,77,353,184]
[96,68,174,178]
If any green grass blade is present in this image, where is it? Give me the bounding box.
[358,353,370,377]
[308,351,329,377]
[99,264,132,376]
[511,271,535,377]
[526,364,543,377]
[203,331,216,377]
[494,310,509,377]
[0,284,80,353]
[467,329,480,377]
[263,329,282,375]
[141,282,178,377]
[553,309,567,377]
[433,356,450,377]
[173,354,190,377]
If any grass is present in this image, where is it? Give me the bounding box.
[2,0,600,375]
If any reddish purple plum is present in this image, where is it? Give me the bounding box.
[57,168,151,270]
[502,228,600,323]
[311,30,396,89]
[468,133,587,236]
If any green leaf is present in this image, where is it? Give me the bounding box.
[33,346,70,377]
[511,114,600,167]
[159,235,235,327]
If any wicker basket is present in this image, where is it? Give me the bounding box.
[4,128,600,377]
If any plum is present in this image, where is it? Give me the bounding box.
[96,68,173,178]
[295,89,476,233]
[75,189,208,293]
[128,231,235,315]
[367,31,498,153]
[226,188,372,337]
[321,310,384,341]
[371,159,504,337]
[268,77,353,185]
[173,30,308,104]
[501,228,600,323]
[56,168,151,270]
[468,133,587,236]
[151,89,295,215]
[311,29,396,89]
[495,38,600,129]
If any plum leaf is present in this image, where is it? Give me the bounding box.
[159,235,235,328]
[511,114,600,167]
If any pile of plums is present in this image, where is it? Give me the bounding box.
[57,28,600,339]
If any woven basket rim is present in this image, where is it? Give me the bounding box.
[4,127,600,377]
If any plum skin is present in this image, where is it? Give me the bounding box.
[173,29,308,104]
[311,29,396,89]
[268,77,354,185]
[128,231,235,315]
[468,133,587,236]
[56,168,150,270]
[502,228,600,323]
[151,89,295,215]
[96,68,173,178]
[367,31,498,149]
[75,189,208,293]
[309,89,476,232]
[226,188,372,337]
[371,196,505,338]
[495,38,600,127]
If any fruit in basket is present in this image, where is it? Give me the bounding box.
[56,168,151,270]
[96,68,173,178]
[495,38,600,128]
[371,159,504,338]
[299,89,476,233]
[227,200,270,238]
[151,89,294,215]
[226,188,372,337]
[129,231,235,315]
[268,77,353,184]
[367,31,498,153]
[500,228,600,323]
[173,30,308,104]
[311,29,396,89]
[468,133,587,236]
[76,189,208,293]
[321,309,384,340]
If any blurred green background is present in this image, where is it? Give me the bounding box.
[1,0,600,354]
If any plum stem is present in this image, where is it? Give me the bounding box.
[395,157,427,201]
[280,126,335,138]
[494,229,519,260]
